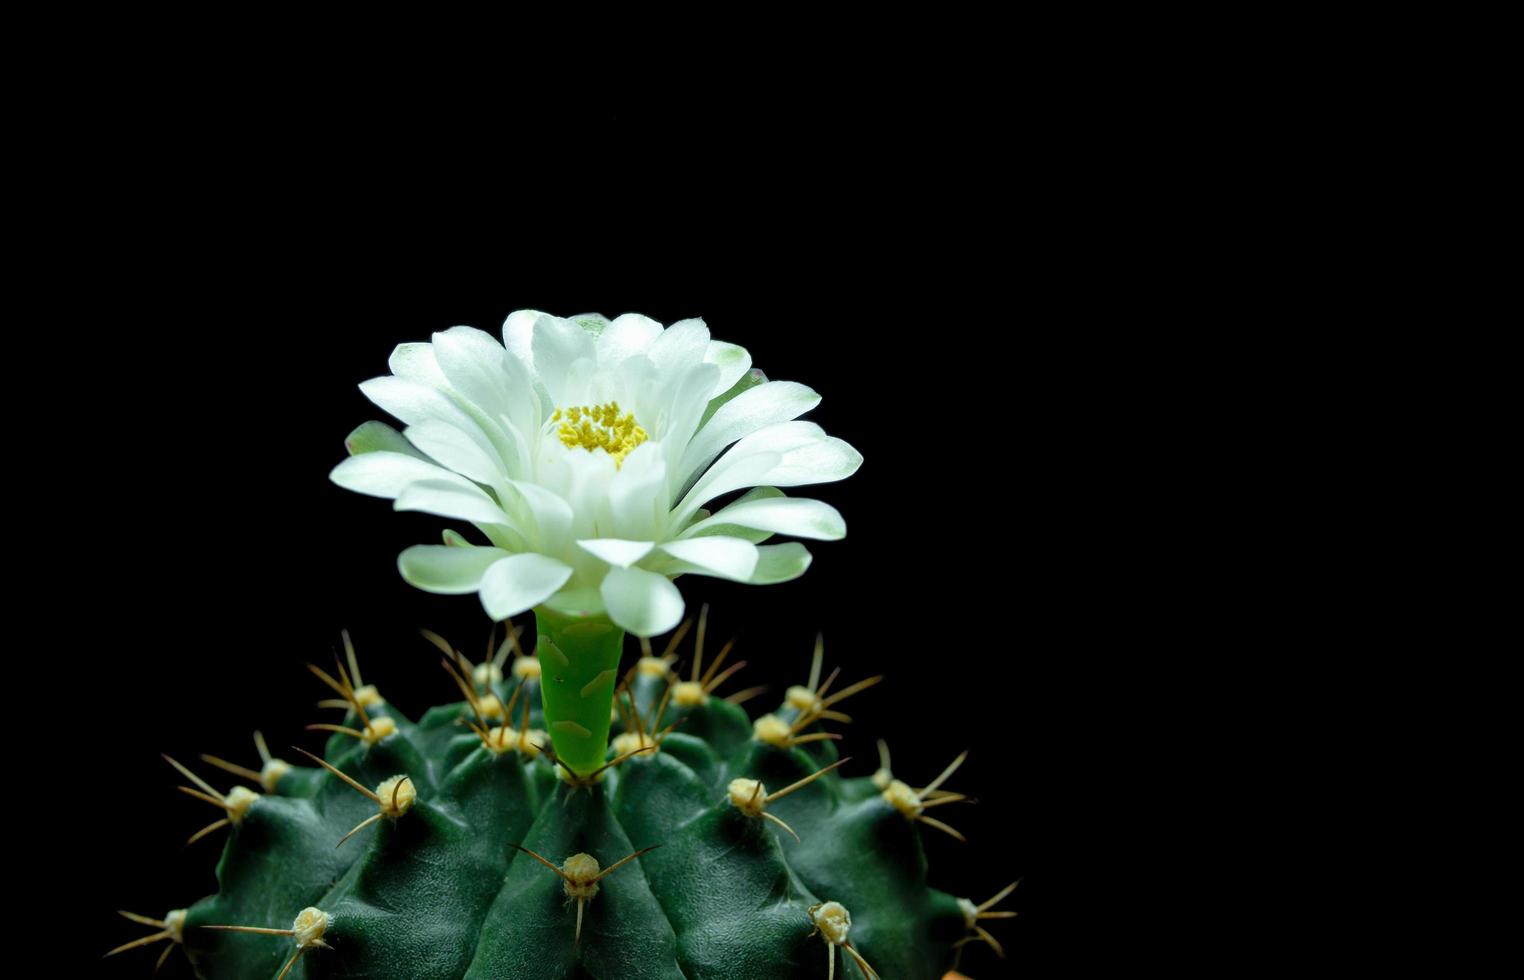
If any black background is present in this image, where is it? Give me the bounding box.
[57,100,1115,978]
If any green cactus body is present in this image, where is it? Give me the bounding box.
[144,621,1007,980]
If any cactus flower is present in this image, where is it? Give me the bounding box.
[331,311,861,637]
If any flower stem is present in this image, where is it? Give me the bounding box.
[532,606,625,776]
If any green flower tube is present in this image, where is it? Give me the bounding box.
[532,605,624,775]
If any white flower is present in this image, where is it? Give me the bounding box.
[332,311,861,636]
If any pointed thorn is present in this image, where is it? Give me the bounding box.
[200,753,262,784]
[918,749,969,799]
[336,811,384,848]
[161,754,220,799]
[761,810,801,842]
[104,930,172,957]
[917,814,967,842]
[766,757,852,803]
[509,842,571,880]
[978,878,1022,911]
[594,844,661,881]
[292,746,381,803]
[253,730,273,764]
[186,817,231,846]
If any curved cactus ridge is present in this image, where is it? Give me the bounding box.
[111,615,1017,979]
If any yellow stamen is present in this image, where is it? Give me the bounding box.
[552,401,648,466]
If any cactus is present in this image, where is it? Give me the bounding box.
[109,616,1016,978]
[108,311,1019,977]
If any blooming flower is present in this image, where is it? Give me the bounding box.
[332,311,861,636]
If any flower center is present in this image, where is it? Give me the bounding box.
[551,402,648,467]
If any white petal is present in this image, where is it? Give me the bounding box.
[605,441,668,541]
[679,381,821,488]
[475,522,530,554]
[502,309,544,366]
[541,585,606,620]
[657,362,721,470]
[358,376,498,457]
[541,441,617,537]
[679,422,860,524]
[398,544,512,594]
[359,375,460,427]
[330,451,459,499]
[479,554,574,621]
[616,354,661,426]
[554,355,600,409]
[668,450,782,530]
[600,566,684,637]
[502,480,575,553]
[403,419,502,484]
[698,366,767,432]
[648,540,812,584]
[395,478,512,525]
[683,495,845,541]
[343,421,430,461]
[703,341,752,399]
[432,326,538,435]
[749,542,813,584]
[597,313,665,367]
[569,313,611,340]
[685,421,819,491]
[388,342,448,387]
[676,487,779,543]
[765,432,862,487]
[658,536,759,581]
[576,538,656,567]
[645,317,710,376]
[532,314,597,405]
